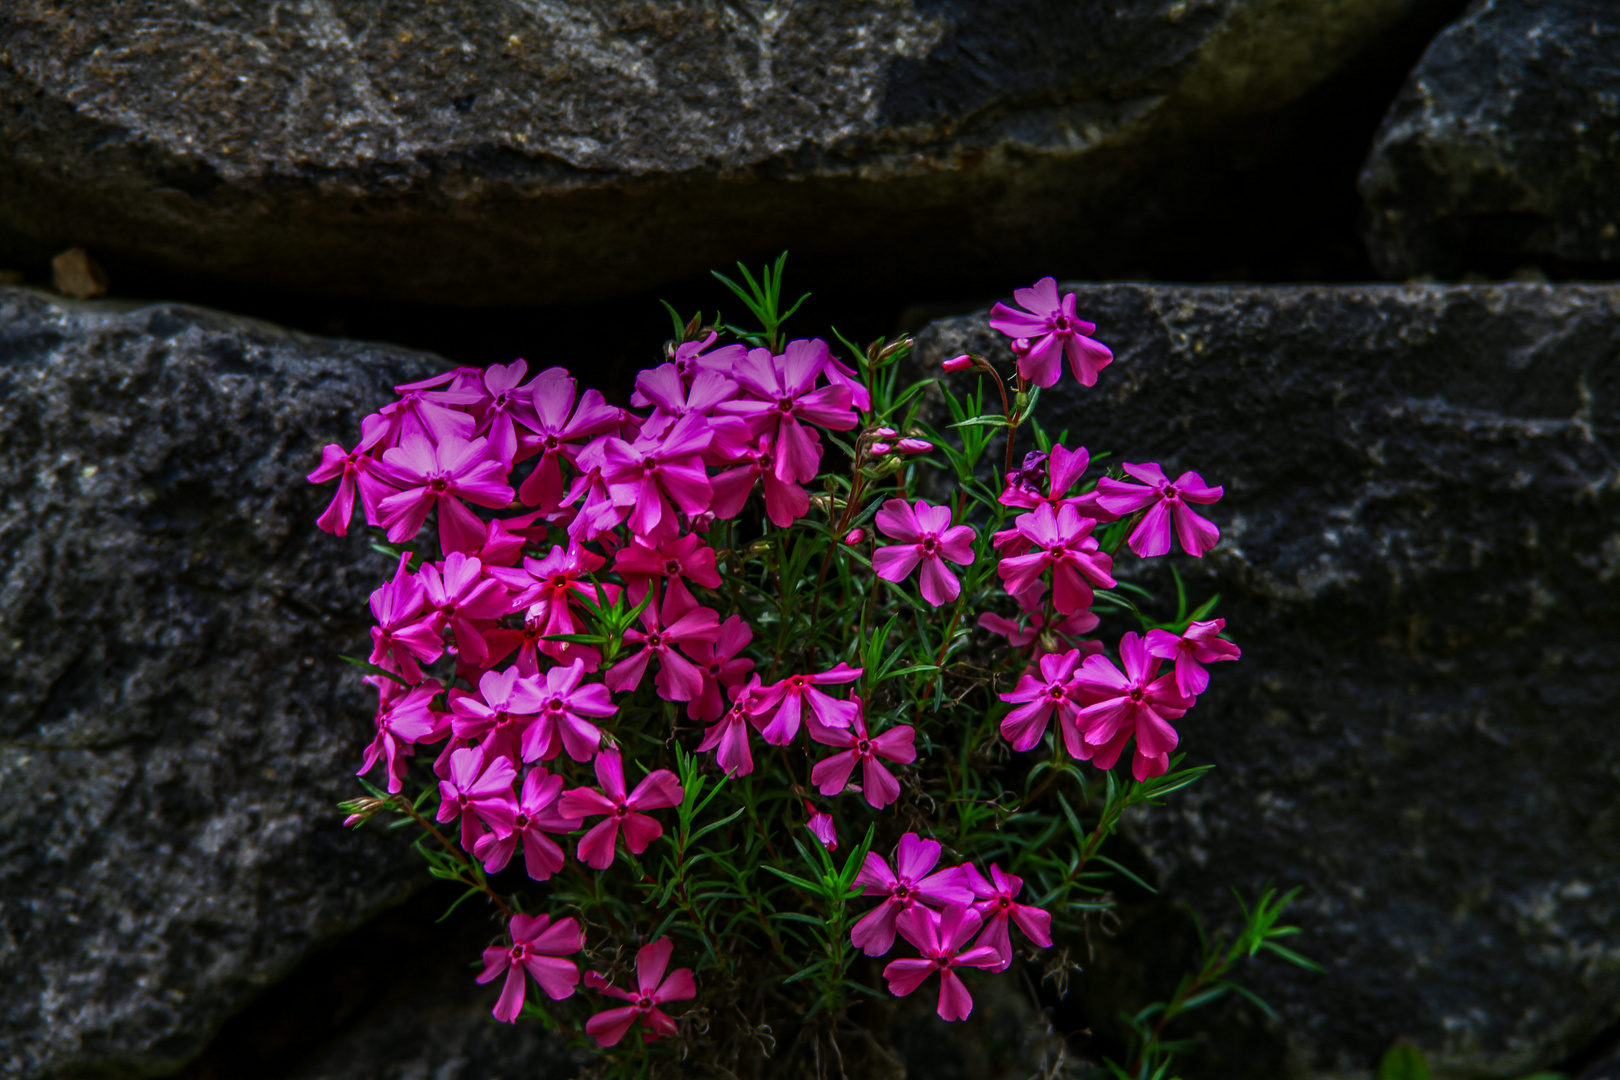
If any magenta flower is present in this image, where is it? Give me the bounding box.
[604,589,721,703]
[882,904,1002,1021]
[488,542,611,670]
[708,433,811,527]
[962,864,1053,971]
[998,648,1086,752]
[436,745,519,850]
[613,533,723,609]
[1095,463,1224,558]
[941,353,974,373]
[997,443,1117,523]
[584,937,696,1047]
[988,277,1113,389]
[516,371,622,511]
[809,337,873,413]
[978,609,1101,660]
[685,615,756,723]
[600,413,714,541]
[559,749,684,870]
[1145,618,1240,697]
[872,499,977,606]
[374,379,482,448]
[670,331,747,381]
[810,706,915,809]
[448,667,544,765]
[521,658,618,764]
[1073,633,1194,781]
[716,338,856,483]
[996,503,1116,615]
[367,553,442,681]
[308,415,396,536]
[419,552,510,669]
[358,680,443,793]
[377,433,515,554]
[804,799,838,852]
[472,359,541,464]
[758,662,863,745]
[476,913,582,1023]
[695,674,775,778]
[851,834,975,957]
[472,766,582,881]
[630,362,738,436]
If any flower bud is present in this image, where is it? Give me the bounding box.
[896,438,933,454]
[942,353,974,373]
[844,528,866,545]
[871,427,898,439]
[870,441,892,455]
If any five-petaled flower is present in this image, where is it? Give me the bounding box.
[1073,632,1195,781]
[1095,463,1224,558]
[988,277,1113,388]
[1146,618,1241,697]
[963,863,1053,971]
[810,704,916,809]
[377,433,515,553]
[472,766,582,881]
[996,503,1116,615]
[436,745,519,850]
[998,648,1087,753]
[851,834,974,957]
[882,904,1003,1021]
[477,913,583,1022]
[872,498,977,606]
[559,749,684,870]
[584,937,697,1046]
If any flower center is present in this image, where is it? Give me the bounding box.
[646,632,663,648]
[776,397,795,413]
[920,537,939,555]
[429,477,449,493]
[893,882,911,900]
[856,739,872,754]
[664,559,682,575]
[515,813,530,828]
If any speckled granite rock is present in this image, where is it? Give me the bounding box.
[915,283,1620,1078]
[0,288,440,1079]
[0,0,1452,304]
[1361,0,1620,279]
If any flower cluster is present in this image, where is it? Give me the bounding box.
[316,272,1246,1058]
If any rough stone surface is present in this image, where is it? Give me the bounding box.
[914,283,1620,1079]
[0,0,1452,305]
[0,288,442,1079]
[1360,0,1620,280]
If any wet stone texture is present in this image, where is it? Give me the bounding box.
[914,283,1620,1078]
[0,0,1453,304]
[1361,0,1620,280]
[0,288,440,1079]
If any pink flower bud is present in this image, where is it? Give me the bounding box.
[870,442,892,455]
[871,427,899,439]
[896,438,932,454]
[804,799,838,852]
[844,528,866,545]
[1011,337,1032,358]
[942,353,974,372]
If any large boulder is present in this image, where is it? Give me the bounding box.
[0,288,442,1079]
[0,0,1453,306]
[1360,0,1620,280]
[914,283,1620,1078]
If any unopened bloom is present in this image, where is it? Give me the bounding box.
[851,834,975,957]
[473,766,582,881]
[559,749,684,870]
[436,746,519,850]
[378,434,515,553]
[882,904,1002,1021]
[998,649,1086,753]
[872,498,977,606]
[584,937,696,1047]
[805,799,838,851]
[844,528,866,545]
[996,503,1115,614]
[896,437,933,453]
[989,277,1113,388]
[1073,632,1194,781]
[522,658,618,763]
[1145,618,1241,697]
[1095,463,1224,558]
[758,662,864,744]
[810,706,915,809]
[605,589,722,703]
[941,353,974,373]
[477,913,582,1022]
[962,864,1053,970]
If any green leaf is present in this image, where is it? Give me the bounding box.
[1377,1044,1430,1080]
[338,655,411,686]
[1092,854,1158,895]
[761,866,821,894]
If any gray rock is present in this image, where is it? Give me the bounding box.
[0,0,1452,306]
[1360,0,1620,280]
[0,287,443,1079]
[913,283,1620,1078]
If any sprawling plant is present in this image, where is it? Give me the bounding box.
[313,261,1316,1078]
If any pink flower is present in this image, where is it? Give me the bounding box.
[757,662,863,745]
[1145,618,1240,697]
[521,658,618,764]
[367,553,443,681]
[448,667,543,764]
[308,416,396,536]
[473,359,542,464]
[419,552,509,669]
[978,609,1101,659]
[559,749,684,870]
[374,379,482,447]
[472,766,582,881]
[685,615,755,723]
[895,438,933,453]
[601,413,714,542]
[872,498,977,606]
[584,937,696,1047]
[604,589,721,703]
[843,528,866,545]
[695,675,775,778]
[487,542,611,671]
[436,745,519,850]
[477,913,582,1022]
[804,799,838,851]
[716,339,856,483]
[1073,633,1194,781]
[988,277,1113,389]
[377,434,515,554]
[995,503,1116,615]
[810,706,915,809]
[941,353,974,373]
[708,434,811,528]
[850,834,974,957]
[998,443,1117,523]
[671,331,747,381]
[516,371,622,510]
[998,649,1086,752]
[962,864,1053,970]
[811,338,873,413]
[882,904,1002,1021]
[630,362,739,438]
[1095,463,1224,558]
[613,533,722,608]
[358,680,443,793]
